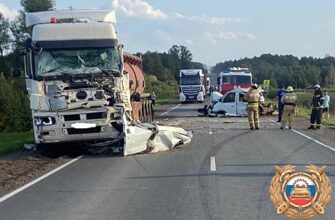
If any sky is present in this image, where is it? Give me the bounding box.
[1,0,335,65]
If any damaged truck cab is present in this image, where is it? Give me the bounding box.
[23,10,151,153]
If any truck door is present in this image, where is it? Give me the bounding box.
[236,92,247,116]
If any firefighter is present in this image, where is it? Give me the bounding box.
[245,84,260,130]
[280,86,297,129]
[308,84,323,129]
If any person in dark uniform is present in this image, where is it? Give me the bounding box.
[276,86,287,122]
[308,84,323,129]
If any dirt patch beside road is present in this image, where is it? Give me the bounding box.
[0,151,69,197]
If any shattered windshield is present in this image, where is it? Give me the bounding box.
[34,47,121,78]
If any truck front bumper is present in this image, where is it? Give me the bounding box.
[32,107,123,144]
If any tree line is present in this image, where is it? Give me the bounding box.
[212,54,335,89]
[0,0,54,132]
[138,45,207,82]
[1,0,335,132]
[135,45,207,99]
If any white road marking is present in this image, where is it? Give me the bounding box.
[0,155,84,203]
[210,156,216,172]
[269,119,335,152]
[160,104,181,116]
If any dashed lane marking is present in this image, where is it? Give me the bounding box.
[0,155,84,204]
[210,156,216,172]
[160,104,181,116]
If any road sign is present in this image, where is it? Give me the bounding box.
[263,79,270,86]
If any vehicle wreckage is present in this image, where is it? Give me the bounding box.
[23,10,192,156]
[198,88,276,117]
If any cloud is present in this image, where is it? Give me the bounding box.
[204,31,257,44]
[112,0,168,20]
[111,0,245,25]
[173,13,246,25]
[185,39,194,45]
[0,3,19,20]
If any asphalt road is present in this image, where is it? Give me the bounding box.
[1,100,335,220]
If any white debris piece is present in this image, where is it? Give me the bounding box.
[123,126,153,156]
[23,144,36,151]
[123,123,192,156]
[148,126,192,154]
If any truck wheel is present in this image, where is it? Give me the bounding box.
[142,101,148,123]
[37,143,57,158]
[149,100,154,122]
[145,101,149,122]
[146,100,153,123]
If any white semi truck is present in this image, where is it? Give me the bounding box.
[179,69,205,103]
[22,10,156,155]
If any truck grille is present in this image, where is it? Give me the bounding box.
[64,114,80,121]
[86,112,107,120]
[181,86,200,96]
[63,112,107,121]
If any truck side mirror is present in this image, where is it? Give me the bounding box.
[118,44,124,50]
[217,77,220,85]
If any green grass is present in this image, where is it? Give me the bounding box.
[267,91,335,126]
[296,106,335,126]
[295,91,335,126]
[155,95,179,106]
[0,131,34,156]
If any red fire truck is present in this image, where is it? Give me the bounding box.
[217,67,252,95]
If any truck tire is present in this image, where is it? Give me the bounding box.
[149,100,154,122]
[36,143,57,158]
[146,100,153,123]
[142,101,148,122]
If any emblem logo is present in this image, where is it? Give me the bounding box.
[270,165,332,219]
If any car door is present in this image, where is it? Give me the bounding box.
[236,92,247,116]
[212,91,236,115]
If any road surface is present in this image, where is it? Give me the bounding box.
[0,100,334,219]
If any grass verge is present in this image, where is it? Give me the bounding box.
[155,95,179,106]
[296,106,335,126]
[0,131,34,156]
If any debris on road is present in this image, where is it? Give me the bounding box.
[91,120,193,156]
[23,144,36,151]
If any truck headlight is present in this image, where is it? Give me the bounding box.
[34,117,56,126]
[35,118,42,126]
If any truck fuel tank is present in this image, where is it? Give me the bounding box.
[123,52,145,96]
